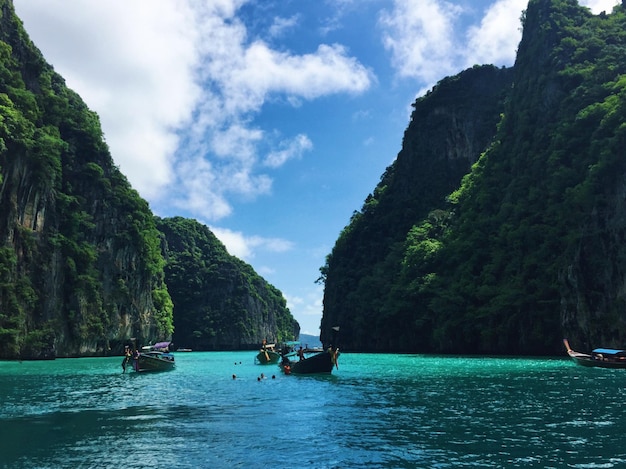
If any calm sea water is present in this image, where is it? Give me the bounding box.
[1,352,626,468]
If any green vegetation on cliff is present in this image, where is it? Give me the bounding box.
[0,0,173,358]
[156,217,299,350]
[321,0,626,355]
[0,0,298,358]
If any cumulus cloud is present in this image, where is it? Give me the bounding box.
[209,226,294,260]
[464,0,528,67]
[167,4,374,220]
[263,134,313,168]
[464,0,619,68]
[15,0,201,199]
[284,285,324,334]
[269,15,301,38]
[379,0,464,83]
[15,0,373,221]
[379,0,617,94]
[582,0,620,13]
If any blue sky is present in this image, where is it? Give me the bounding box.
[14,0,618,335]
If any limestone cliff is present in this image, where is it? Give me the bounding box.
[0,0,173,358]
[321,0,626,354]
[156,217,299,351]
[320,65,514,351]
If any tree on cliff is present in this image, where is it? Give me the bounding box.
[156,216,299,351]
[321,0,626,355]
[0,0,173,358]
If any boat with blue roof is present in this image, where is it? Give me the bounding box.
[563,339,626,369]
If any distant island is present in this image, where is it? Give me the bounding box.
[299,334,322,349]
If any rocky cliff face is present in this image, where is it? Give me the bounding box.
[320,65,514,351]
[0,0,173,358]
[321,0,626,354]
[156,217,299,350]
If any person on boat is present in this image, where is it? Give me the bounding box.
[297,346,304,361]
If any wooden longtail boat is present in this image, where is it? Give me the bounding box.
[563,339,626,369]
[255,342,281,365]
[122,340,176,372]
[280,345,339,375]
[134,350,176,372]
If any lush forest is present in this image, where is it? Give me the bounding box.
[0,0,297,359]
[321,0,626,355]
[156,217,298,351]
[0,0,173,358]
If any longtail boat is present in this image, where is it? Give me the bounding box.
[255,341,280,365]
[134,350,176,372]
[279,345,339,375]
[122,340,176,372]
[563,339,626,369]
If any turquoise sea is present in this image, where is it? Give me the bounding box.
[1,351,626,468]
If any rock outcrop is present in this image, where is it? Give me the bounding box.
[156,217,299,351]
[0,0,172,358]
[321,0,626,354]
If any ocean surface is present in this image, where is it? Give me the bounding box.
[1,351,626,468]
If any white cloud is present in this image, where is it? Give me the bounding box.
[264,134,313,168]
[379,0,464,84]
[209,226,294,260]
[14,0,373,222]
[269,15,301,38]
[464,0,528,68]
[464,0,620,68]
[230,42,373,100]
[172,157,236,220]
[284,285,324,334]
[169,4,374,220]
[379,0,620,96]
[581,0,620,13]
[15,0,201,200]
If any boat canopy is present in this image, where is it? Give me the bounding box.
[153,341,171,349]
[592,348,626,356]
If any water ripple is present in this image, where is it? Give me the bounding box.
[2,353,626,468]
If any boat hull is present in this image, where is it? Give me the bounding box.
[134,352,176,372]
[256,350,280,364]
[569,353,626,369]
[282,350,337,374]
[564,339,626,369]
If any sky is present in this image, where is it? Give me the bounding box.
[14,0,619,335]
